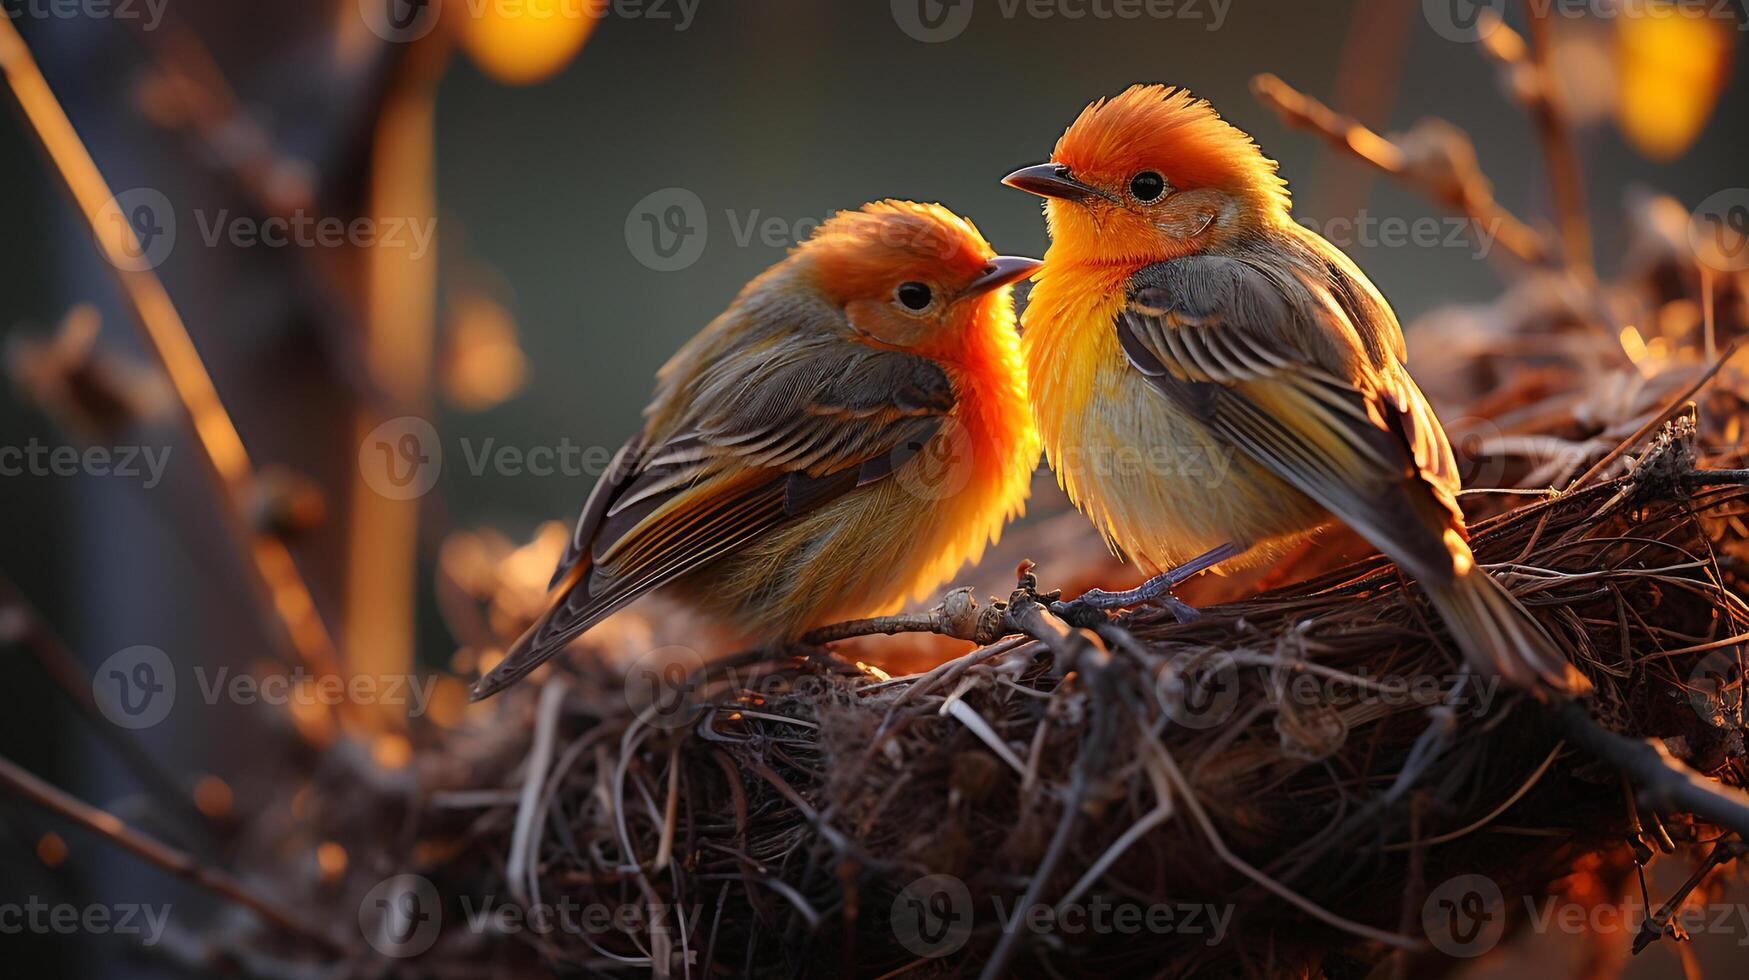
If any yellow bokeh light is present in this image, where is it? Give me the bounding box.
[460,0,598,86]
[36,832,67,867]
[317,840,349,880]
[424,676,469,728]
[1616,6,1731,160]
[372,733,414,770]
[194,775,235,819]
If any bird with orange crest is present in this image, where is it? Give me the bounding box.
[474,201,1041,699]
[1005,85,1587,694]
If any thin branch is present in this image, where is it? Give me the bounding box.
[1488,6,1592,273]
[0,21,351,696]
[804,569,1108,676]
[1554,701,1749,839]
[1250,72,1549,265]
[1689,469,1749,487]
[0,752,340,953]
[801,587,1005,646]
[1632,839,1743,953]
[0,567,206,831]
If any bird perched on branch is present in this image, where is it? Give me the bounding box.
[473,201,1041,699]
[1004,85,1588,693]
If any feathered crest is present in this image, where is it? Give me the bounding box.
[1054,84,1290,214]
[800,200,995,301]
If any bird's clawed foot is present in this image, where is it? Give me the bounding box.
[1052,579,1202,625]
[1049,542,1241,626]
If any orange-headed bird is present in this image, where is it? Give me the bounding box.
[1005,85,1586,693]
[473,201,1041,699]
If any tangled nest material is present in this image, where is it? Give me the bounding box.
[382,425,1743,980]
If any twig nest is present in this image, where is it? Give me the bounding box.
[1274,692,1350,763]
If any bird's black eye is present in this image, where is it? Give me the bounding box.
[1130,171,1167,203]
[896,281,933,311]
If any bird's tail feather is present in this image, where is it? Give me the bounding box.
[470,563,602,702]
[1425,568,1591,695]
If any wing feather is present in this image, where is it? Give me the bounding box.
[474,342,955,699]
[1117,249,1463,582]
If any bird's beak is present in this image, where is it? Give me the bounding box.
[963,255,1043,297]
[1002,163,1106,203]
